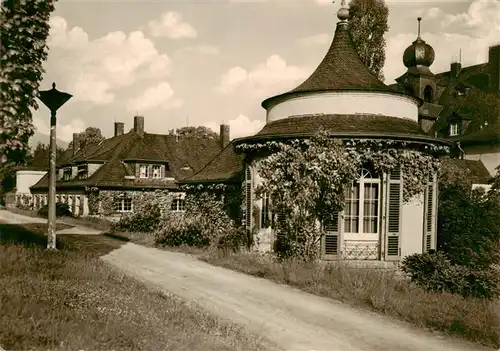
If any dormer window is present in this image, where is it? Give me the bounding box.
[450,123,459,136]
[139,165,149,178]
[77,164,88,179]
[63,167,72,181]
[152,165,161,179]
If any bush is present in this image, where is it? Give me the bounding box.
[113,202,161,233]
[438,164,500,269]
[217,227,248,253]
[154,214,210,248]
[401,252,500,299]
[37,202,73,218]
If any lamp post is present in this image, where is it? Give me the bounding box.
[38,82,72,249]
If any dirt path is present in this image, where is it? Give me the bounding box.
[102,243,492,351]
[0,210,102,235]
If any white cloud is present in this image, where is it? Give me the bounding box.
[148,11,197,39]
[127,81,183,113]
[33,116,86,142]
[425,7,442,19]
[216,66,248,94]
[216,55,310,96]
[205,114,265,139]
[48,16,173,104]
[384,0,500,83]
[299,33,331,46]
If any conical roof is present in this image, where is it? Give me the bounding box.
[262,17,393,109]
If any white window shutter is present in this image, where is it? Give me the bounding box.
[385,167,403,261]
[322,212,341,260]
[423,172,438,252]
[245,165,253,238]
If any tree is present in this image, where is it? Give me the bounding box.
[437,162,500,269]
[168,126,218,139]
[67,127,105,150]
[0,0,57,165]
[29,142,65,164]
[348,0,389,81]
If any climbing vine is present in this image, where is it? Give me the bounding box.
[237,134,449,203]
[240,130,448,260]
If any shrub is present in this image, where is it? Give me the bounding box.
[438,164,500,269]
[401,252,500,299]
[154,213,210,248]
[113,202,161,233]
[37,202,73,218]
[217,227,248,253]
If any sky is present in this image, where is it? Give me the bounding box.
[33,0,500,143]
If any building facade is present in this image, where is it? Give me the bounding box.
[29,116,228,217]
[391,17,500,179]
[182,4,450,262]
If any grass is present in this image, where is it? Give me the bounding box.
[0,222,267,351]
[202,249,500,349]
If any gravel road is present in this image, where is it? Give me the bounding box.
[102,242,493,351]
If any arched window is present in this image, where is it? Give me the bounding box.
[423,85,434,103]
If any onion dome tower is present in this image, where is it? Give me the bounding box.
[396,17,437,104]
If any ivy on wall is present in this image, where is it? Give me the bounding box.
[236,131,448,260]
[236,134,449,203]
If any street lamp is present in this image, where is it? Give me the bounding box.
[38,82,72,249]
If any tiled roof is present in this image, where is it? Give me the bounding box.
[444,158,492,185]
[243,114,443,143]
[180,141,245,184]
[431,84,500,141]
[31,131,222,190]
[15,147,74,172]
[262,22,394,109]
[459,118,500,145]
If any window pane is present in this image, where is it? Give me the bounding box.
[362,183,379,233]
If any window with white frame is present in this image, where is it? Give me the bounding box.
[152,165,161,179]
[344,169,380,234]
[450,123,459,136]
[114,196,133,212]
[171,198,185,212]
[77,164,88,179]
[139,165,149,178]
[63,167,72,180]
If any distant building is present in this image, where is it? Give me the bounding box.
[28,116,228,216]
[390,17,500,179]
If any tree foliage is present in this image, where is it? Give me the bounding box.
[67,127,105,150]
[438,165,500,269]
[29,142,66,164]
[348,0,389,81]
[1,0,57,165]
[168,126,218,139]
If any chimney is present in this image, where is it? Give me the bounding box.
[114,122,124,137]
[72,133,81,155]
[450,62,461,79]
[133,115,144,136]
[220,124,230,148]
[489,45,500,91]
